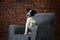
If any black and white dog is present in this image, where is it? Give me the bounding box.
[24,8,37,35]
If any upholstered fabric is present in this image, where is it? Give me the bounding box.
[9,25,28,40]
[34,13,55,40]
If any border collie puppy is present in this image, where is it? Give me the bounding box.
[24,8,37,35]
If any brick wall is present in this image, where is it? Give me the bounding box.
[0,0,60,40]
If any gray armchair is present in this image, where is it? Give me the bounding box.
[9,13,55,40]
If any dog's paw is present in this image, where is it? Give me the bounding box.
[24,33,27,35]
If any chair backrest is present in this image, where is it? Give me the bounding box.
[35,13,55,26]
[34,13,55,40]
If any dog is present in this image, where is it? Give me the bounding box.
[24,8,37,35]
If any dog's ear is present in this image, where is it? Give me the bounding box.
[26,8,32,12]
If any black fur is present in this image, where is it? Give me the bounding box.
[26,8,37,16]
